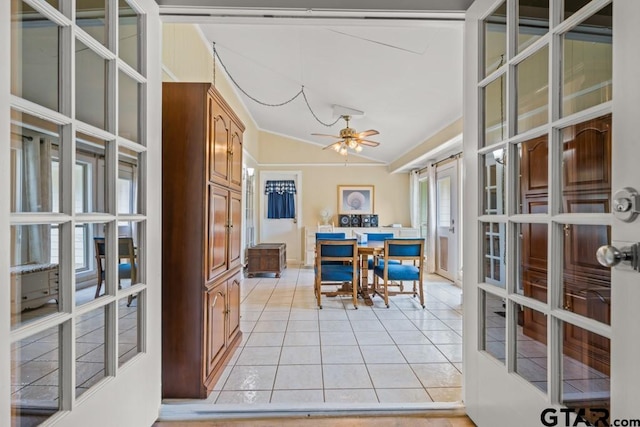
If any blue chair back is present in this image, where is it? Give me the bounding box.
[317,238,356,258]
[316,232,346,240]
[387,240,424,258]
[366,233,394,242]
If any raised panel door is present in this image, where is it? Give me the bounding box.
[208,185,229,281]
[204,284,226,379]
[228,190,242,270]
[227,272,241,343]
[209,98,230,186]
[229,123,243,190]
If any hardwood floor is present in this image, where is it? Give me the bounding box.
[154,413,476,427]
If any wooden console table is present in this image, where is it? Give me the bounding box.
[247,243,286,278]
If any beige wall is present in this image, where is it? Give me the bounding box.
[259,164,410,230]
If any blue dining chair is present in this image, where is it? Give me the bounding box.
[372,239,425,308]
[94,237,137,306]
[316,232,346,266]
[365,233,400,269]
[316,232,346,239]
[314,239,359,309]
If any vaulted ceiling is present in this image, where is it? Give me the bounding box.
[158,1,473,167]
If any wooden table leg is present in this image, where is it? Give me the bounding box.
[359,253,373,306]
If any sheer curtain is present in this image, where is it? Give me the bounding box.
[426,164,437,273]
[22,137,52,264]
[409,170,420,229]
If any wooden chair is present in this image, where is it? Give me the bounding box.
[372,238,425,308]
[94,237,137,305]
[365,233,398,269]
[315,239,359,309]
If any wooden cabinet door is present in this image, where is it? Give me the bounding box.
[204,284,226,379]
[209,97,230,186]
[228,190,242,270]
[208,185,229,281]
[229,123,243,191]
[227,272,241,343]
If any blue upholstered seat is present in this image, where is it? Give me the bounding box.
[365,233,400,269]
[314,239,359,309]
[372,239,425,308]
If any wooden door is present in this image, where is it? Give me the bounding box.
[228,190,242,270]
[227,271,241,343]
[229,123,243,191]
[204,283,226,381]
[209,96,230,186]
[207,184,229,281]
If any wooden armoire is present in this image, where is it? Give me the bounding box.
[162,82,244,398]
[520,114,611,375]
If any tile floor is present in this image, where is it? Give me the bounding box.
[202,265,464,406]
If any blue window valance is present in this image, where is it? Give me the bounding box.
[264,180,296,195]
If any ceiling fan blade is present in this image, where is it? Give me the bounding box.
[322,142,341,150]
[357,129,379,138]
[312,133,342,138]
[358,139,380,147]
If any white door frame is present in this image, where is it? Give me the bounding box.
[464,1,639,426]
[259,170,303,263]
[436,160,459,282]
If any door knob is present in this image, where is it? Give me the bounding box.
[596,244,639,271]
[612,187,640,222]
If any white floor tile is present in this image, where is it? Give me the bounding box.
[397,345,449,364]
[244,332,285,347]
[222,365,277,391]
[366,364,422,389]
[320,331,357,346]
[321,345,364,365]
[355,331,395,346]
[274,365,323,390]
[235,347,282,366]
[283,331,320,346]
[252,320,288,333]
[322,364,373,389]
[359,345,404,364]
[279,346,321,365]
[286,320,319,332]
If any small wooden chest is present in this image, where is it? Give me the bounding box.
[247,243,287,278]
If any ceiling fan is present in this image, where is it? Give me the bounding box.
[312,115,380,156]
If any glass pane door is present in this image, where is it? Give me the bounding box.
[462,1,637,425]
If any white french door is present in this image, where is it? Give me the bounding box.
[1,0,162,425]
[436,161,459,281]
[464,0,640,426]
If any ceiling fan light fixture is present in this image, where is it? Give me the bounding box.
[315,114,380,157]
